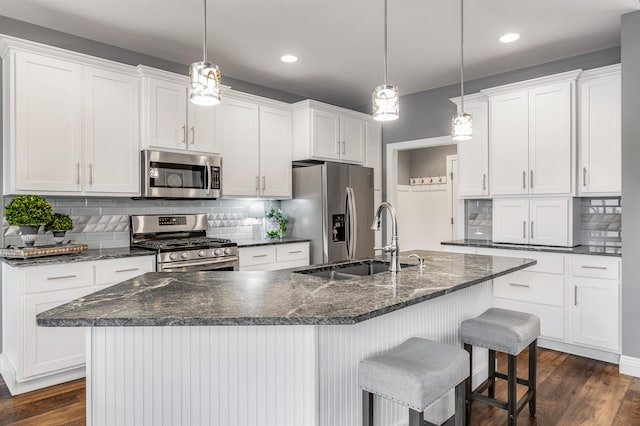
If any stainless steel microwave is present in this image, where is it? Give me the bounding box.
[141,150,221,199]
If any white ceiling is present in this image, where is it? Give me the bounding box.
[0,0,638,107]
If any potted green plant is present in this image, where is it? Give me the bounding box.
[45,213,73,245]
[4,195,52,246]
[265,208,288,239]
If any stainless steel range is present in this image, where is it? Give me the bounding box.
[130,214,238,272]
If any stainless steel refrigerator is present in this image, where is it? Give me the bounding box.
[282,162,374,265]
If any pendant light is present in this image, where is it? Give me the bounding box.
[189,0,221,106]
[451,0,472,140]
[372,0,399,121]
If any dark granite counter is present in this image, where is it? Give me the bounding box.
[442,239,622,257]
[37,250,535,327]
[234,237,310,248]
[1,247,156,267]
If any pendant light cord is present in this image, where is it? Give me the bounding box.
[460,0,464,113]
[202,0,207,62]
[383,0,388,86]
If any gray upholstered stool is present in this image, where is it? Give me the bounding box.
[358,337,469,426]
[460,308,541,426]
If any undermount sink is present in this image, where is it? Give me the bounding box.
[295,259,411,281]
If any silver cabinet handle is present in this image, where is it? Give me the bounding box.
[530,170,533,188]
[482,174,487,191]
[509,283,530,288]
[530,221,534,240]
[583,167,587,187]
[115,268,140,273]
[522,170,526,189]
[255,176,260,191]
[288,250,302,254]
[47,275,77,280]
[580,265,608,270]
[574,285,578,306]
[252,254,269,258]
[76,162,81,185]
[181,125,187,144]
[342,141,346,155]
[189,126,195,144]
[89,163,94,185]
[523,221,526,239]
[262,176,266,191]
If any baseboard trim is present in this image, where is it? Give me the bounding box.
[538,338,620,364]
[1,352,85,395]
[619,355,640,378]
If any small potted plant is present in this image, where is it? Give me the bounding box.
[4,195,52,246]
[265,208,288,240]
[45,213,73,245]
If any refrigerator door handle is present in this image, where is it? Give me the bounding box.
[345,188,351,259]
[349,187,358,258]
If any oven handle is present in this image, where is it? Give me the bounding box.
[159,256,238,271]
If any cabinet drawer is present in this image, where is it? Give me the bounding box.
[494,271,564,307]
[239,246,277,267]
[24,263,94,294]
[476,248,565,274]
[494,298,564,340]
[95,256,155,286]
[570,255,619,280]
[276,243,309,263]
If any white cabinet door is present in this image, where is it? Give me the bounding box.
[571,277,619,352]
[83,66,140,195]
[579,72,621,195]
[146,78,187,150]
[14,51,82,193]
[94,256,156,287]
[220,98,260,197]
[529,198,570,246]
[457,100,489,197]
[340,116,366,163]
[528,82,572,195]
[365,121,382,191]
[490,90,529,195]
[492,198,528,244]
[311,109,340,160]
[188,102,221,154]
[259,106,292,198]
[23,287,94,378]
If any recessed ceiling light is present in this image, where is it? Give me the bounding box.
[280,54,298,63]
[499,33,520,43]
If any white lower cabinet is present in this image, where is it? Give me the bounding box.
[239,242,310,271]
[1,255,155,395]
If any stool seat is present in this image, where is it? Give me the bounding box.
[359,337,469,412]
[460,308,540,355]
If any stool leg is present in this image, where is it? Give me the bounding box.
[529,340,537,416]
[463,343,472,426]
[455,381,466,426]
[362,390,373,426]
[408,409,424,426]
[488,349,496,398]
[507,354,517,426]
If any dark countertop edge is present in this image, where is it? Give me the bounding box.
[1,247,156,267]
[441,240,622,258]
[235,238,311,248]
[37,258,536,327]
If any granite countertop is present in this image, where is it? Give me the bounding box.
[441,239,622,257]
[1,247,156,267]
[37,250,535,327]
[234,237,311,248]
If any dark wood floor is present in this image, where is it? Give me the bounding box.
[0,348,639,425]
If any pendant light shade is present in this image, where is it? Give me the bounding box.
[189,0,221,106]
[372,0,399,121]
[452,0,472,140]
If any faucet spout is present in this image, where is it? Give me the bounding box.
[372,201,401,273]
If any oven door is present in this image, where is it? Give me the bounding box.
[142,150,221,198]
[158,257,239,273]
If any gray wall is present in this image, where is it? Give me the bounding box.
[0,16,305,104]
[397,151,411,185]
[409,145,457,178]
[621,11,640,359]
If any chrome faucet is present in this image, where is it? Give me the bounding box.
[371,201,401,273]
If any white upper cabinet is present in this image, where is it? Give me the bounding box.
[485,71,579,197]
[292,100,368,164]
[220,92,292,199]
[2,39,141,196]
[578,65,621,195]
[492,198,529,244]
[450,94,489,197]
[139,66,221,155]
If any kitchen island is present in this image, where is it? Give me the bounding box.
[38,250,535,426]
